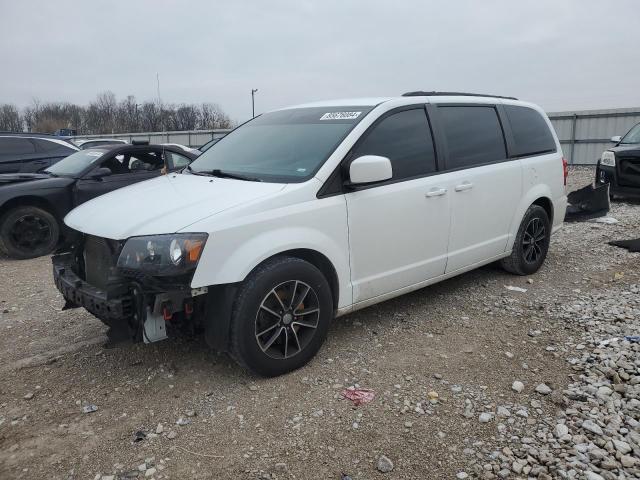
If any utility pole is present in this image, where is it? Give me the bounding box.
[251,89,258,118]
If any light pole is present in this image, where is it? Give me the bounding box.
[251,89,258,118]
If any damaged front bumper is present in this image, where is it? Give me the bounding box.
[53,252,134,321]
[596,162,640,199]
[52,250,207,344]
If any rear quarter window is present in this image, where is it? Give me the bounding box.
[0,137,36,155]
[504,105,556,157]
[439,106,507,169]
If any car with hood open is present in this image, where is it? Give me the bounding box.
[596,122,640,199]
[52,92,567,377]
[0,143,197,259]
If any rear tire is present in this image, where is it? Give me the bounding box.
[229,256,333,377]
[0,206,60,259]
[501,205,550,276]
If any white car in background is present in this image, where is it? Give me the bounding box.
[73,138,128,150]
[53,92,567,376]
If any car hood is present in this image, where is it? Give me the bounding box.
[611,144,640,156]
[64,173,286,239]
[0,173,51,184]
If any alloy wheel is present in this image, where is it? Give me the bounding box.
[522,217,546,264]
[255,280,320,360]
[9,214,52,250]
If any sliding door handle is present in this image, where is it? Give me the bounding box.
[454,182,474,192]
[425,187,447,197]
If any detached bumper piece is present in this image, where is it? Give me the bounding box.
[564,183,610,222]
[52,253,134,322]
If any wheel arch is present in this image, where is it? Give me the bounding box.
[507,185,555,252]
[0,196,61,222]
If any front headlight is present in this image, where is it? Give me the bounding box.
[117,233,208,276]
[601,151,616,167]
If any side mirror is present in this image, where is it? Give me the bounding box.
[87,167,112,180]
[611,135,622,143]
[348,155,393,185]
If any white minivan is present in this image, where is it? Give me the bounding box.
[53,92,568,376]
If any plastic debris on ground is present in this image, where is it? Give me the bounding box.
[505,285,527,293]
[589,216,619,224]
[341,387,375,406]
[132,430,147,443]
[609,238,640,253]
[564,183,610,222]
[82,404,98,414]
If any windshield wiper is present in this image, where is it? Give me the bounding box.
[205,169,261,182]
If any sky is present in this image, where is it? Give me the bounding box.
[1,0,639,123]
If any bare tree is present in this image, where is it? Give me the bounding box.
[0,104,23,131]
[0,92,233,135]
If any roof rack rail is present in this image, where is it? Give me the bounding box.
[402,91,517,100]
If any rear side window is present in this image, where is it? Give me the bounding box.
[351,108,436,180]
[33,138,75,154]
[504,105,556,157]
[0,137,36,155]
[439,106,506,169]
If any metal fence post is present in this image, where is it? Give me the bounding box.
[569,114,578,165]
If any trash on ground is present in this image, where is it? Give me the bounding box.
[505,285,527,293]
[342,387,375,406]
[132,430,147,443]
[564,183,610,222]
[599,337,620,347]
[609,238,640,252]
[625,335,640,343]
[82,404,98,414]
[589,216,618,224]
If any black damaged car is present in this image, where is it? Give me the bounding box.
[596,122,640,199]
[0,143,197,259]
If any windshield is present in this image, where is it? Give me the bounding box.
[620,123,640,144]
[188,106,373,182]
[45,149,106,176]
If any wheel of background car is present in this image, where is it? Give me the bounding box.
[229,256,333,377]
[0,206,60,259]
[500,204,551,276]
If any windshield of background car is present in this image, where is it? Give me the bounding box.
[44,149,106,176]
[621,123,640,144]
[188,106,374,182]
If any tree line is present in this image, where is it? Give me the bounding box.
[0,91,233,134]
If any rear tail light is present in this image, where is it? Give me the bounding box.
[562,157,568,186]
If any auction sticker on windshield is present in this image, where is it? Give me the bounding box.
[320,111,361,120]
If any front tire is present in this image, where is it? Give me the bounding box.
[0,206,60,259]
[501,204,551,276]
[229,256,333,377]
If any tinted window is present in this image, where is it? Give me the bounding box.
[351,108,436,180]
[504,105,556,156]
[33,138,75,154]
[439,106,506,169]
[0,137,36,155]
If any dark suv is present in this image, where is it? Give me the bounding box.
[0,133,79,174]
[596,122,640,198]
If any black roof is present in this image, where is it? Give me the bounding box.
[402,91,518,100]
[82,143,199,159]
[0,131,62,137]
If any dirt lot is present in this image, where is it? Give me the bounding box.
[0,167,638,480]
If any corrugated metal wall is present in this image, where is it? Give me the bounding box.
[73,108,640,166]
[548,108,640,165]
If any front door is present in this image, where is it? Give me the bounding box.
[345,107,450,304]
[433,105,522,273]
[74,150,164,205]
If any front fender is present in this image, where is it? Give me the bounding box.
[190,196,352,308]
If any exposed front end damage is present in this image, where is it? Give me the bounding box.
[52,234,233,348]
[596,146,640,199]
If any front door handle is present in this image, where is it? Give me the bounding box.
[425,187,447,197]
[454,181,474,192]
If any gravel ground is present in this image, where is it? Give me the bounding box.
[0,166,638,480]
